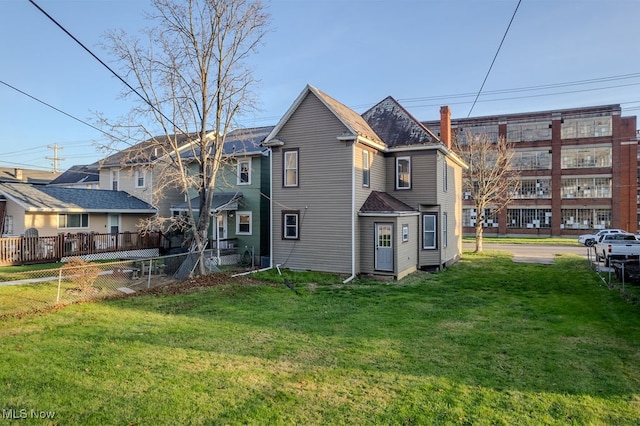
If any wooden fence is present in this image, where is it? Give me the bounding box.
[0,232,164,266]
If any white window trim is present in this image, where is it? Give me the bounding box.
[284,150,298,187]
[237,158,252,185]
[396,156,411,190]
[236,211,252,235]
[402,224,409,242]
[423,214,436,249]
[283,211,299,239]
[362,150,370,187]
[135,168,146,188]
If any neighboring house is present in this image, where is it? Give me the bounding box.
[0,182,156,237]
[48,164,100,189]
[422,104,638,237]
[174,126,274,265]
[0,167,60,185]
[263,85,466,280]
[98,133,203,218]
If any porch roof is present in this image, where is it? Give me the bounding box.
[359,191,417,214]
[172,192,243,213]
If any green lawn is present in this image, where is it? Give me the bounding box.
[1,251,639,424]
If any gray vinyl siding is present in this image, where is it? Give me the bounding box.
[396,216,419,279]
[271,92,354,274]
[385,151,439,208]
[439,157,463,266]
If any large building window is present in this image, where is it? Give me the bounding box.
[59,213,89,229]
[561,146,611,169]
[396,157,411,189]
[283,149,298,187]
[513,178,551,199]
[455,124,499,145]
[462,208,498,228]
[506,119,552,142]
[512,149,551,170]
[507,208,552,229]
[561,115,612,139]
[561,208,611,230]
[561,177,611,198]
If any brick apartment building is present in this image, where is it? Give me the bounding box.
[424,104,638,238]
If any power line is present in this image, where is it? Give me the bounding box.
[28,0,183,135]
[467,0,522,117]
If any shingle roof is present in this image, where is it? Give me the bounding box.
[0,183,156,213]
[180,126,274,160]
[171,192,243,212]
[362,96,439,147]
[360,191,416,213]
[0,167,60,185]
[100,132,203,167]
[48,164,99,186]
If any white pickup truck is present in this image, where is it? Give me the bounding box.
[594,233,640,266]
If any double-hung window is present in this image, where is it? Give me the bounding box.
[396,157,411,189]
[362,150,370,187]
[135,168,146,188]
[236,211,252,235]
[111,170,119,191]
[282,210,300,240]
[283,149,298,187]
[423,214,436,249]
[237,159,251,185]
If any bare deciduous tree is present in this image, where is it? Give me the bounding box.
[453,131,520,253]
[101,0,269,274]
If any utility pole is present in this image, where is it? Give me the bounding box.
[46,144,65,173]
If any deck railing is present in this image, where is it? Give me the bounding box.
[0,232,163,266]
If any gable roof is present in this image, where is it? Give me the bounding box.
[171,192,243,213]
[362,96,440,147]
[0,183,156,213]
[264,84,385,148]
[48,164,99,186]
[100,131,206,167]
[0,167,60,185]
[180,126,274,160]
[359,191,417,213]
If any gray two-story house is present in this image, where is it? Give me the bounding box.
[263,85,466,280]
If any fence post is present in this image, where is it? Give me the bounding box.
[147,259,152,289]
[56,268,63,304]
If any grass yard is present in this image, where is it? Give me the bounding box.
[1,251,639,424]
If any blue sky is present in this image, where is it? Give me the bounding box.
[1,0,639,172]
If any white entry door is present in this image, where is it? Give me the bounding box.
[216,214,228,248]
[375,223,393,271]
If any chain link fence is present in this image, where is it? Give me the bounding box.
[0,250,232,318]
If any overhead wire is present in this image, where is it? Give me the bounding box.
[28,0,184,135]
[467,0,522,117]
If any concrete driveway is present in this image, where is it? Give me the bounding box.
[462,242,591,264]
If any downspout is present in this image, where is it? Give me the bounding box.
[343,140,356,283]
[268,147,274,270]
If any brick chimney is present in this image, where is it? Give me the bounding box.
[440,106,451,149]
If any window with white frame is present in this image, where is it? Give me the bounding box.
[237,159,251,185]
[135,168,146,188]
[423,214,436,249]
[396,157,411,189]
[236,211,252,235]
[59,213,89,229]
[282,210,299,239]
[111,170,119,191]
[443,162,448,192]
[402,224,409,242]
[3,215,13,235]
[283,149,298,187]
[362,150,370,187]
[442,213,448,248]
